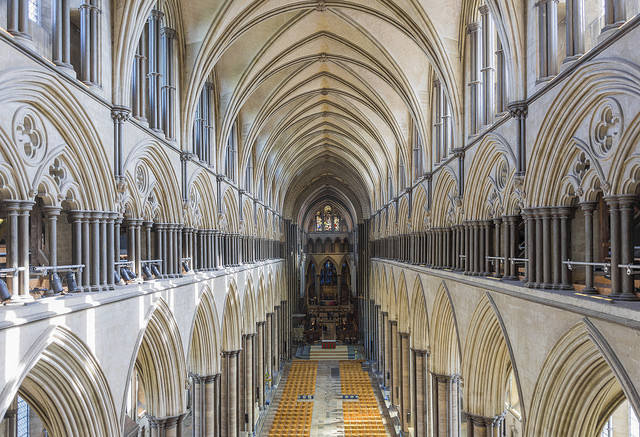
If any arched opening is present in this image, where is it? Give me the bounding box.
[0,326,119,437]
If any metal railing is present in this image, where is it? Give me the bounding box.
[563,260,610,274]
[29,264,85,275]
[618,264,640,276]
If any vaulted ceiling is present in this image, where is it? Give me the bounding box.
[176,0,469,226]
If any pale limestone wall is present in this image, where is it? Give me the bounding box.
[372,259,640,436]
[0,260,284,427]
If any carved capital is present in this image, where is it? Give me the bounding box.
[111,106,131,123]
[508,101,528,119]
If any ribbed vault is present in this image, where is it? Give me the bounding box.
[158,0,476,225]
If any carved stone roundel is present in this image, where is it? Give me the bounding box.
[496,159,508,190]
[590,98,623,159]
[13,107,47,166]
[135,163,148,193]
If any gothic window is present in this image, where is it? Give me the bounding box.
[323,205,332,231]
[28,0,39,23]
[432,80,453,163]
[413,127,423,181]
[313,205,341,232]
[399,155,406,191]
[225,123,237,180]
[245,153,254,192]
[192,82,213,163]
[320,261,337,285]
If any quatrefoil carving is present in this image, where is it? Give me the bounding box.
[49,158,66,187]
[590,98,623,158]
[13,108,47,165]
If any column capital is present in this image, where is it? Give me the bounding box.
[4,200,35,212]
[162,27,177,39]
[150,8,165,20]
[111,106,131,123]
[478,4,490,15]
[222,350,241,357]
[399,331,410,338]
[508,100,528,119]
[608,194,638,208]
[42,205,63,217]
[410,347,430,357]
[467,22,481,33]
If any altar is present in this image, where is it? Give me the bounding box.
[321,322,337,348]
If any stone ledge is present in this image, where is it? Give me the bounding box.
[372,259,640,329]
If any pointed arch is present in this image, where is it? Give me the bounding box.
[430,282,462,375]
[188,284,222,376]
[410,277,430,351]
[396,272,410,334]
[242,277,257,335]
[526,320,639,437]
[123,297,187,420]
[462,294,524,421]
[221,280,242,351]
[0,326,120,437]
[122,141,182,222]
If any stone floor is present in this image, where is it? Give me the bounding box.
[262,360,392,437]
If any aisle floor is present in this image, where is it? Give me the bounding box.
[265,360,392,437]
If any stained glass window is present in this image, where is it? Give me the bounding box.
[28,0,39,23]
[313,205,342,232]
[17,396,30,437]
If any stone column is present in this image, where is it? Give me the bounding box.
[127,219,137,279]
[564,0,585,63]
[7,0,32,43]
[433,374,459,437]
[82,212,91,290]
[192,374,204,437]
[265,313,273,388]
[483,220,491,275]
[204,374,217,437]
[524,209,536,287]
[538,0,559,78]
[618,195,637,300]
[16,202,33,295]
[559,207,573,290]
[53,0,74,75]
[479,4,495,126]
[99,213,108,289]
[168,224,175,277]
[383,312,390,388]
[90,212,101,290]
[467,22,482,134]
[580,202,597,293]
[222,350,239,437]
[257,321,265,407]
[4,202,20,295]
[551,208,561,288]
[147,8,164,132]
[68,210,84,291]
[413,349,428,437]
[391,320,399,407]
[273,306,280,372]
[400,332,411,432]
[536,210,545,287]
[245,334,254,433]
[603,0,627,32]
[106,213,115,289]
[606,197,622,297]
[2,397,18,437]
[42,207,61,274]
